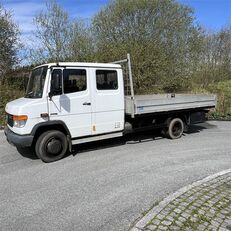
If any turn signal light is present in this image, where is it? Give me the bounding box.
[13,115,28,121]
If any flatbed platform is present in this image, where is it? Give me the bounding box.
[125,94,216,116]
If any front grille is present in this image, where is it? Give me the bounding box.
[7,114,13,127]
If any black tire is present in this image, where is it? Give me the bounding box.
[35,130,68,163]
[166,118,184,139]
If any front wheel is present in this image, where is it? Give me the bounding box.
[166,118,184,139]
[35,130,68,163]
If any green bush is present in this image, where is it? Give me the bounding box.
[208,80,231,116]
[0,84,24,128]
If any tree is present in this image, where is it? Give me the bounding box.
[68,20,94,62]
[92,0,203,93]
[194,26,231,87]
[0,5,20,82]
[31,1,93,63]
[32,0,71,62]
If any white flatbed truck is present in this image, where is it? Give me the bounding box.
[5,54,216,162]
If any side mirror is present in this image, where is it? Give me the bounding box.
[50,69,62,99]
[52,73,61,90]
[48,91,53,100]
[24,75,28,93]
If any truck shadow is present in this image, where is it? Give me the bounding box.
[16,147,38,160]
[72,130,162,155]
[69,132,163,156]
[71,122,213,156]
[16,122,215,160]
[185,122,217,134]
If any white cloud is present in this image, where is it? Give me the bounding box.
[3,1,45,46]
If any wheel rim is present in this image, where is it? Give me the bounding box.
[46,137,63,156]
[172,121,183,137]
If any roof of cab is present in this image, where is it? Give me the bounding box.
[36,62,121,69]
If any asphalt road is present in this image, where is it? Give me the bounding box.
[0,121,230,231]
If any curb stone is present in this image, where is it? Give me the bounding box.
[130,168,231,231]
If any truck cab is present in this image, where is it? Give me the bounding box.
[5,62,125,162]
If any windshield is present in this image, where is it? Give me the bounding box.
[25,66,48,98]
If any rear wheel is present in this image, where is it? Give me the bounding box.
[35,130,68,163]
[166,118,184,139]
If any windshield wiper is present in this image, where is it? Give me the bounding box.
[25,91,34,98]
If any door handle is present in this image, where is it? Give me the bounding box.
[83,102,91,106]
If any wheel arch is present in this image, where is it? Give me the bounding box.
[165,113,189,126]
[31,120,71,147]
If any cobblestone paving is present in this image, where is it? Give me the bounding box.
[143,173,231,231]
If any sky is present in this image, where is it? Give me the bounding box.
[179,0,231,30]
[1,0,231,46]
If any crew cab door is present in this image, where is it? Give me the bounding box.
[49,67,92,138]
[92,68,124,134]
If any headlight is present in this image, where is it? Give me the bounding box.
[13,115,28,128]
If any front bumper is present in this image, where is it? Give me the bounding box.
[4,126,34,148]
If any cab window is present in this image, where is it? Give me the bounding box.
[63,69,87,94]
[96,70,118,90]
